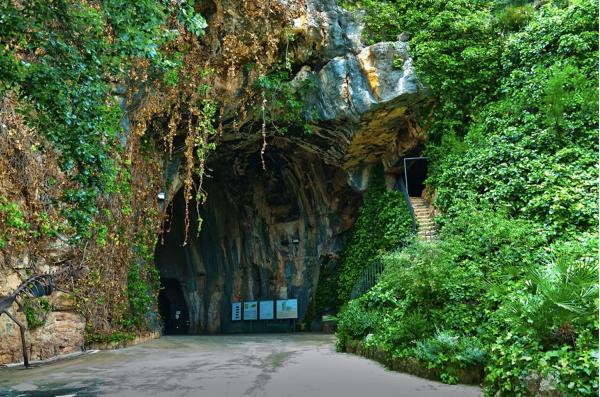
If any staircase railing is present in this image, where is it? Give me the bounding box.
[348,179,418,301]
[395,178,417,235]
[350,260,385,300]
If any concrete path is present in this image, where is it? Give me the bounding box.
[0,334,482,397]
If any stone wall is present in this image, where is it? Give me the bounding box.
[0,265,85,365]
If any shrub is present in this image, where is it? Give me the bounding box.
[502,234,598,348]
[336,299,380,350]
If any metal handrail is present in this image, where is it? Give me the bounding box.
[396,178,417,235]
[350,260,385,299]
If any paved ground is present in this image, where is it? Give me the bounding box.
[0,334,482,397]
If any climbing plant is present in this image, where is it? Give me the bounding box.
[337,166,413,302]
[0,0,309,344]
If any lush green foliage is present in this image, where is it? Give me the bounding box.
[0,0,205,239]
[337,167,414,301]
[338,0,598,394]
[0,0,206,340]
[416,331,486,384]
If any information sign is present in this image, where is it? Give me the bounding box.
[232,302,242,321]
[276,299,298,319]
[259,300,274,320]
[243,301,258,320]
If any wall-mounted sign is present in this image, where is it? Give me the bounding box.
[232,302,242,321]
[276,299,298,319]
[259,300,274,320]
[243,301,258,320]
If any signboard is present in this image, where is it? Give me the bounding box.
[259,300,274,320]
[276,299,298,319]
[243,301,258,320]
[232,302,242,321]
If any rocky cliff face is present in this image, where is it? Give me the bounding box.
[1,0,428,363]
[154,0,427,334]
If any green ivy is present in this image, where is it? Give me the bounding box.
[0,0,206,240]
[337,166,413,301]
[337,1,598,393]
[23,297,51,329]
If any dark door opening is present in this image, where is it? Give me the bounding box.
[404,157,428,197]
[158,278,190,335]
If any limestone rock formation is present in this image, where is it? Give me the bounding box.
[155,0,428,334]
[1,0,429,360]
[156,141,361,333]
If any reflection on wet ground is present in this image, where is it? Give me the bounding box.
[0,333,482,397]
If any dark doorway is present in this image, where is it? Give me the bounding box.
[404,157,428,197]
[158,278,190,335]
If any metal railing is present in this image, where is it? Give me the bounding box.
[396,178,417,235]
[348,178,419,301]
[350,260,385,299]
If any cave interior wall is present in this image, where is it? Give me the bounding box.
[155,138,361,333]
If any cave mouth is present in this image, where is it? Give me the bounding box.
[158,278,190,335]
[155,137,361,334]
[404,157,428,197]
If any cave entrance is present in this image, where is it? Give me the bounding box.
[154,138,362,334]
[403,157,428,197]
[158,278,190,335]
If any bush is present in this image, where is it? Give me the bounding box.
[485,330,599,396]
[505,235,598,348]
[336,299,380,350]
[416,331,486,383]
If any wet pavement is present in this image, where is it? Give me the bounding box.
[0,333,482,397]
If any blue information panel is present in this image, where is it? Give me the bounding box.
[243,301,258,320]
[232,302,242,321]
[259,300,274,320]
[276,299,298,319]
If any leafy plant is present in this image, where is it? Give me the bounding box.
[23,297,51,329]
[336,298,380,350]
[506,235,598,348]
[337,166,413,301]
